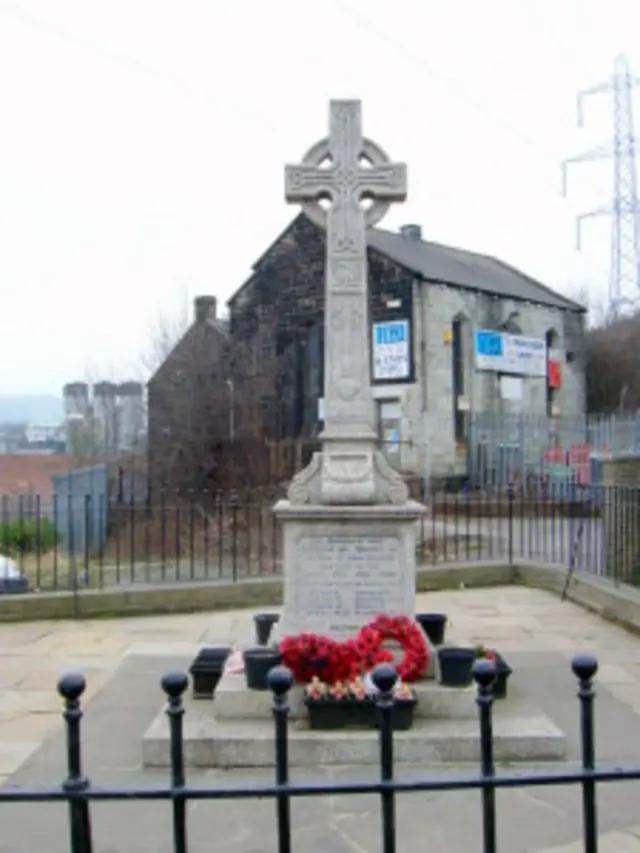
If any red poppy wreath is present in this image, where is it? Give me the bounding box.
[364,615,430,682]
[280,614,429,684]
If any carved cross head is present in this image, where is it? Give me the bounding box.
[285,100,407,229]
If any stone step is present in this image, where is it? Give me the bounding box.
[142,695,566,768]
[214,670,477,721]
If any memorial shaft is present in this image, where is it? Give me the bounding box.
[285,100,407,504]
[273,98,422,643]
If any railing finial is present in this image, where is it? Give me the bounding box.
[371,663,398,696]
[472,658,497,691]
[571,653,598,683]
[57,671,86,702]
[161,671,189,699]
[268,665,294,697]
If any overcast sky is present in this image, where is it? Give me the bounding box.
[0,0,637,394]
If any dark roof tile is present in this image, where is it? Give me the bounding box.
[367,227,585,312]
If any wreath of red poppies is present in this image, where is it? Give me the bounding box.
[280,614,429,684]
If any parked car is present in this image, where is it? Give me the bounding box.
[0,555,29,594]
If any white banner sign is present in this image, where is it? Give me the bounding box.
[474,329,547,377]
[372,320,411,381]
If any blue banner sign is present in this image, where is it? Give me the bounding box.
[474,329,547,377]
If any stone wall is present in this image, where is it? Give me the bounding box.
[379,282,586,478]
[602,455,640,584]
[228,212,415,443]
[147,319,231,489]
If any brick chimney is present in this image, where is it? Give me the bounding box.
[399,224,422,242]
[194,295,217,323]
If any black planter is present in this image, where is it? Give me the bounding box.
[438,646,476,687]
[189,646,231,699]
[253,613,280,646]
[305,698,355,730]
[305,697,416,731]
[415,613,448,646]
[383,699,416,731]
[243,647,282,690]
[492,654,512,699]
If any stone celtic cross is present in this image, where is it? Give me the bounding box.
[284,100,409,505]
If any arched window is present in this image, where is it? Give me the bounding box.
[452,314,468,441]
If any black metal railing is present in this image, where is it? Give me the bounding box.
[0,655,629,852]
[0,483,638,591]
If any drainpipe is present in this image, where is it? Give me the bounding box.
[416,277,430,496]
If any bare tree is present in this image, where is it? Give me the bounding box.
[140,299,191,379]
[585,311,640,412]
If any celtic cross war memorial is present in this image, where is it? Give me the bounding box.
[274,99,425,641]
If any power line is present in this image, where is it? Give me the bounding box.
[562,53,640,317]
[0,1,276,131]
[327,0,567,165]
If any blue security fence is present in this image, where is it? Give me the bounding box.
[52,464,109,557]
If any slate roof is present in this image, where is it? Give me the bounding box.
[228,214,585,314]
[368,227,585,313]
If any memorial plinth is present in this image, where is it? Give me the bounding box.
[142,676,567,768]
[273,500,424,641]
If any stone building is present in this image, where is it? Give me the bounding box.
[147,296,232,489]
[148,213,587,487]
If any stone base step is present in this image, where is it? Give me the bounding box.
[214,669,476,721]
[142,694,566,768]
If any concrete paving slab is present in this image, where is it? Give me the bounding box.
[124,641,201,657]
[2,583,640,851]
[0,741,40,775]
[0,649,639,853]
[535,827,640,852]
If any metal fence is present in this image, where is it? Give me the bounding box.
[0,654,623,853]
[469,412,640,490]
[0,483,637,592]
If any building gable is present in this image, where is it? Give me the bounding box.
[228,214,585,316]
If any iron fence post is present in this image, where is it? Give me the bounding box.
[160,488,167,581]
[372,664,398,853]
[473,659,497,853]
[572,653,599,853]
[189,491,195,580]
[35,492,42,589]
[216,492,224,578]
[507,481,514,566]
[231,496,239,582]
[83,494,90,587]
[129,488,135,583]
[162,671,189,853]
[58,671,93,853]
[174,494,181,580]
[203,490,210,578]
[17,494,24,575]
[52,492,59,588]
[269,666,294,853]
